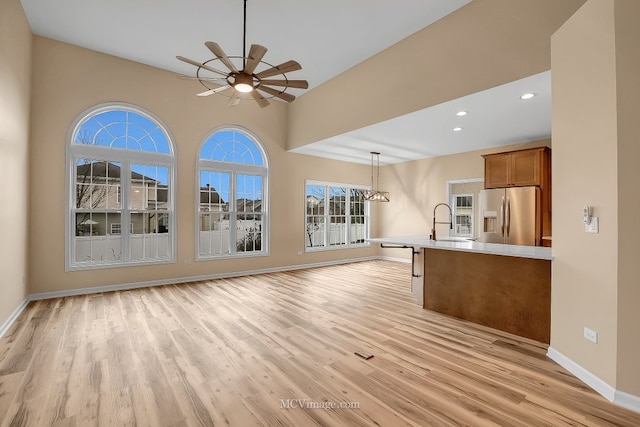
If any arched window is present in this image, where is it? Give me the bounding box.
[67,104,175,269]
[198,127,268,258]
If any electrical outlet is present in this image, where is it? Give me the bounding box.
[584,327,598,343]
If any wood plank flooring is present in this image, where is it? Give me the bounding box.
[1,260,639,426]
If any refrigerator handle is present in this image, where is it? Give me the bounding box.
[500,196,505,237]
[506,196,511,238]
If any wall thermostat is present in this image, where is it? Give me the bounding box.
[583,205,591,225]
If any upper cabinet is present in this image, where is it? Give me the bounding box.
[483,147,550,189]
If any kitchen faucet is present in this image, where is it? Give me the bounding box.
[431,203,453,241]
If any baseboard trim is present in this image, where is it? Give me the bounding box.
[614,389,640,414]
[379,255,411,264]
[28,256,380,301]
[547,347,640,413]
[0,297,30,339]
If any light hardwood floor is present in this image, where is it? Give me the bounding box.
[1,260,639,426]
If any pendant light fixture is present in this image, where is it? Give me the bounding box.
[364,152,390,202]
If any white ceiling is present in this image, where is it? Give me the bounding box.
[20,0,552,165]
[292,71,552,165]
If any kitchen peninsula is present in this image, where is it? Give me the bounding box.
[370,236,552,343]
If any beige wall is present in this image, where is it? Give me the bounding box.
[377,140,550,260]
[27,37,376,295]
[287,0,584,150]
[0,0,31,328]
[614,0,640,396]
[552,0,640,396]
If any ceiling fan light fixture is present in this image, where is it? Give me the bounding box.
[231,73,254,93]
[234,84,253,93]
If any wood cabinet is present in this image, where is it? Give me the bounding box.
[483,146,550,188]
[424,248,551,343]
[483,146,552,246]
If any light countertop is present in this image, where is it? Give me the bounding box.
[368,235,553,260]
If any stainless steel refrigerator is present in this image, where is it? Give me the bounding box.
[478,186,540,246]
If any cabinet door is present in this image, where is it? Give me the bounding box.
[510,149,541,187]
[484,154,510,188]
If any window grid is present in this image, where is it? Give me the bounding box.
[198,128,268,259]
[305,181,370,251]
[452,194,474,237]
[68,105,174,270]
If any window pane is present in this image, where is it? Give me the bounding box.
[200,129,264,165]
[74,212,122,263]
[237,174,262,212]
[453,194,473,236]
[306,216,325,248]
[75,160,122,209]
[74,109,171,153]
[306,185,325,216]
[130,212,170,260]
[199,212,231,256]
[131,164,169,210]
[350,189,366,243]
[200,171,230,212]
[236,214,262,253]
[328,187,347,245]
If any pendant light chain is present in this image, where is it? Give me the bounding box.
[376,152,381,192]
[370,152,376,191]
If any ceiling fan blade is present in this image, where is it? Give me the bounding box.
[255,60,302,79]
[243,44,268,75]
[205,41,239,73]
[257,85,296,103]
[259,79,309,89]
[177,75,227,82]
[196,85,232,96]
[250,90,270,108]
[176,56,228,77]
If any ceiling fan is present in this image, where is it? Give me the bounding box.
[176,0,308,108]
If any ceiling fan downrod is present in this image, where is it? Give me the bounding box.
[242,0,247,69]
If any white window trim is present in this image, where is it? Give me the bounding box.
[304,180,371,252]
[196,126,270,261]
[447,177,483,239]
[65,103,177,271]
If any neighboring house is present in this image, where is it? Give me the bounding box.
[75,161,169,236]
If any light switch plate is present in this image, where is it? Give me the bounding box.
[585,216,599,233]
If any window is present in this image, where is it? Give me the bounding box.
[452,194,474,237]
[198,127,268,258]
[110,223,134,235]
[305,181,369,250]
[67,104,175,270]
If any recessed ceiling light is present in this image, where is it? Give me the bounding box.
[520,93,535,100]
[453,127,463,132]
[456,111,467,116]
